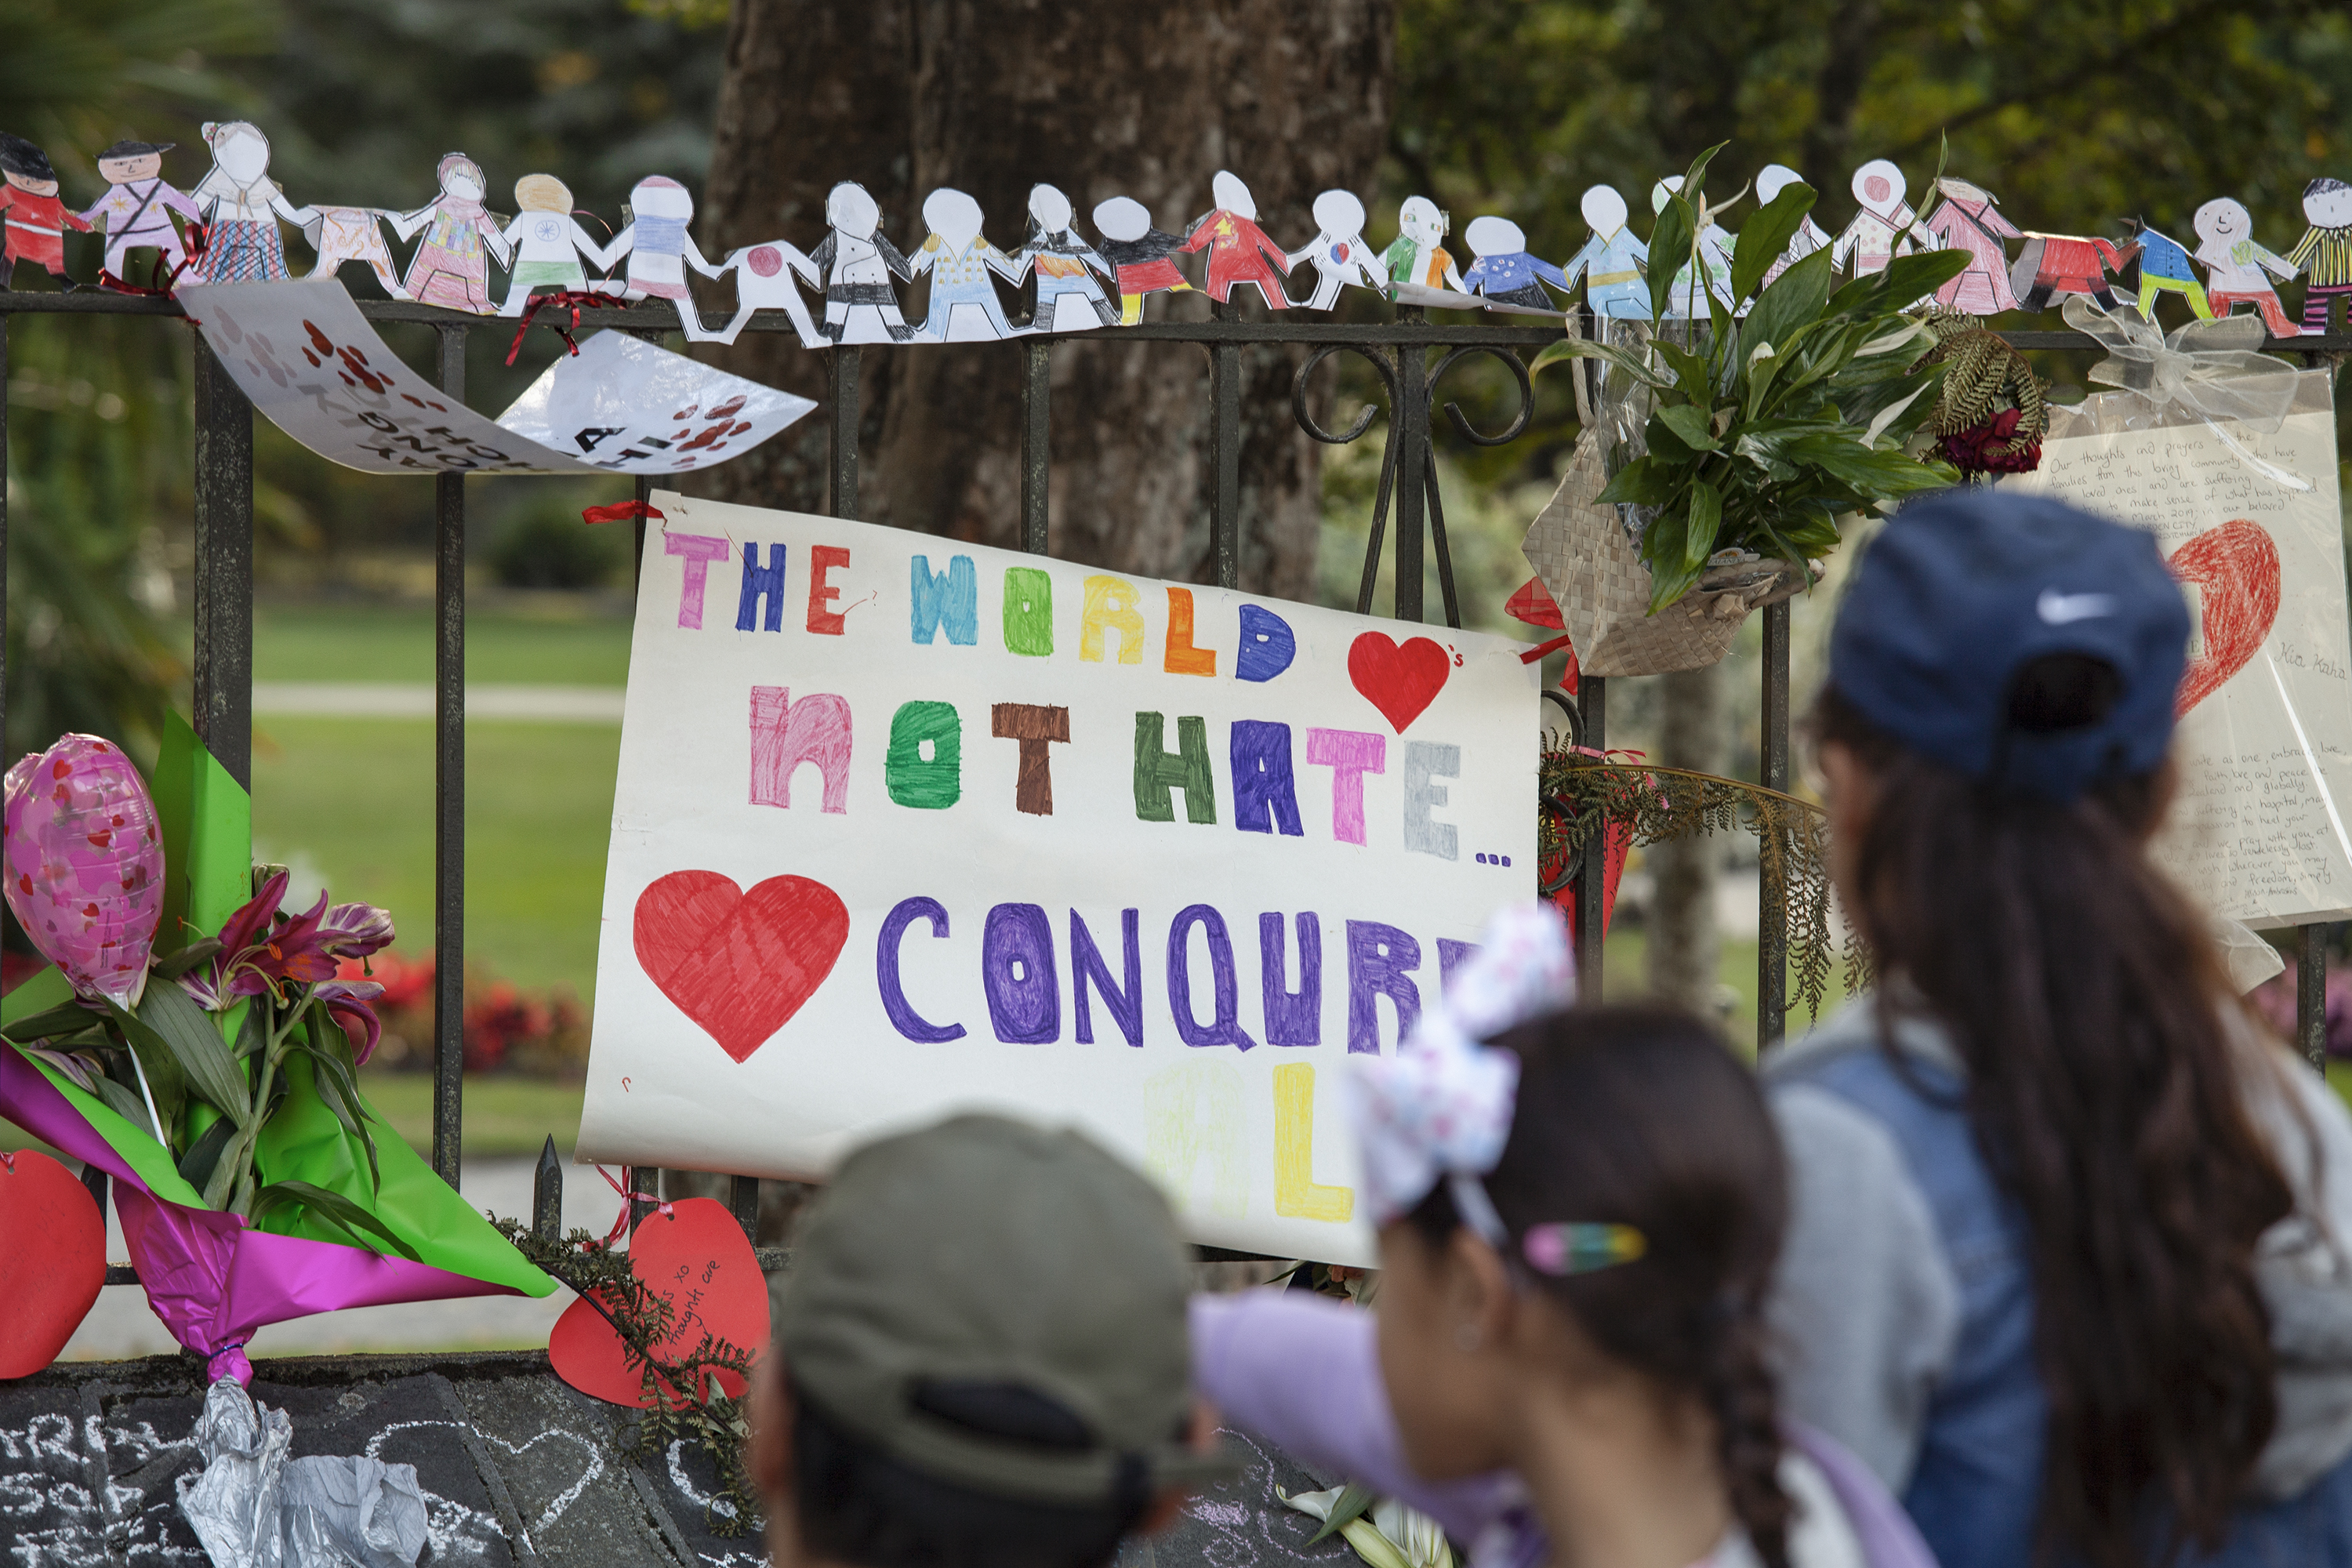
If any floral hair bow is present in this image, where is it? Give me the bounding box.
[1349,902,1576,1232]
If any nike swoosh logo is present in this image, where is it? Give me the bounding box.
[2038,589,2115,626]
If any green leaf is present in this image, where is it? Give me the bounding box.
[175,1113,239,1192]
[89,1071,156,1137]
[1652,339,1713,405]
[252,1180,423,1262]
[1653,401,1719,453]
[1824,249,1971,320]
[1739,249,1835,363]
[1639,503,1691,574]
[1680,141,1728,205]
[1646,551,1708,615]
[1647,198,1693,327]
[1731,182,1816,306]
[1595,456,1679,507]
[1528,336,1673,392]
[1,1000,103,1044]
[152,937,223,982]
[1305,1482,1379,1544]
[127,984,251,1127]
[1684,480,1724,570]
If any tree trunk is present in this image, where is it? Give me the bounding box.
[1645,663,1723,1015]
[692,1,1396,596]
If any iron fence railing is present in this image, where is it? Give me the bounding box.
[2,287,2346,1269]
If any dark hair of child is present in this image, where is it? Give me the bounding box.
[1408,1004,1795,1568]
[1813,651,2296,1568]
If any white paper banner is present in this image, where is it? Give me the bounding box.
[2011,377,2352,927]
[178,278,815,475]
[579,494,1539,1263]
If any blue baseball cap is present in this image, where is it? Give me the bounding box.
[1828,488,2190,801]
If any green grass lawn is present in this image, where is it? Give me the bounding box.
[247,599,634,686]
[355,1072,587,1160]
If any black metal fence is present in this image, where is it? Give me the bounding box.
[2,288,2346,1264]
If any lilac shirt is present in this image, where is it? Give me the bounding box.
[1190,1291,1938,1568]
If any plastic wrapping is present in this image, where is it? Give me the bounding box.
[178,1377,430,1568]
[2009,344,2352,928]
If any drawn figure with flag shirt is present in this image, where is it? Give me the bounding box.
[1283,190,1385,311]
[1179,170,1293,311]
[1093,196,1195,325]
[1017,183,1117,332]
[1462,216,1570,311]
[1381,195,1465,294]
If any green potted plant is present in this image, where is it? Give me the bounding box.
[1524,146,1967,671]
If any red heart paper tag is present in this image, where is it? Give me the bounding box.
[548,1196,770,1408]
[633,870,850,1062]
[2170,519,2280,717]
[1348,633,1451,733]
[0,1149,106,1377]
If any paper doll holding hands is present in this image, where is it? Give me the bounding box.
[2122,219,2212,321]
[2194,197,2299,337]
[710,238,824,347]
[1284,190,1385,310]
[1461,216,1570,311]
[186,122,315,284]
[910,187,1025,341]
[1920,176,2020,316]
[1179,171,1293,311]
[812,181,916,343]
[80,140,201,282]
[601,176,731,340]
[1,134,92,287]
[1092,196,1194,325]
[1753,165,1831,289]
[2287,177,2352,335]
[1382,196,1465,294]
[1651,176,1737,318]
[1018,183,1119,332]
[1561,186,1650,319]
[497,173,612,316]
[1832,159,1918,278]
[392,153,511,313]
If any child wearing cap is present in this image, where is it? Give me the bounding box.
[1195,904,1934,1568]
[752,1113,1231,1568]
[1767,488,2352,1568]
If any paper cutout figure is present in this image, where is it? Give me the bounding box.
[305,207,407,298]
[1916,177,2020,315]
[1283,190,1384,311]
[1094,195,1196,325]
[2194,197,2299,338]
[1381,196,1465,293]
[1561,185,1650,319]
[496,173,610,316]
[1014,183,1117,332]
[80,140,201,282]
[390,153,511,313]
[812,181,916,344]
[1753,165,1831,288]
[0,1149,105,1379]
[1461,216,1570,313]
[910,187,1025,341]
[1177,171,1292,313]
[1650,176,1737,318]
[1832,159,1918,279]
[0,133,93,287]
[712,238,825,347]
[2120,218,2212,321]
[2009,230,2137,312]
[600,176,731,340]
[186,122,314,284]
[2287,177,2352,334]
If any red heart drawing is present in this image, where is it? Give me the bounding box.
[0,1150,106,1377]
[634,870,849,1062]
[549,1196,769,1408]
[2169,519,2280,717]
[1348,633,1452,733]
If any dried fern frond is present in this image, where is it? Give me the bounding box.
[1538,750,1869,1021]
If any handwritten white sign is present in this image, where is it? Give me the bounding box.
[2011,376,2352,927]
[180,279,814,476]
[578,494,1538,1262]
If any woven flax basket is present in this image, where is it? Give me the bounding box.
[1520,427,1809,677]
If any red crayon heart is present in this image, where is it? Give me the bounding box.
[0,1149,106,1377]
[1348,632,1452,733]
[549,1196,769,1408]
[633,870,849,1062]
[2169,519,2280,717]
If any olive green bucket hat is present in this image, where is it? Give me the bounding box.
[778,1113,1237,1505]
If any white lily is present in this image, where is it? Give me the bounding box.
[1281,1483,1454,1568]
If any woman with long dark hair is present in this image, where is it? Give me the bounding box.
[1769,487,2352,1568]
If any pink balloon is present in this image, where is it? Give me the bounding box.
[2,735,165,1007]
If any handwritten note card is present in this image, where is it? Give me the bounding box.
[578,495,1538,1265]
[2010,377,2352,927]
